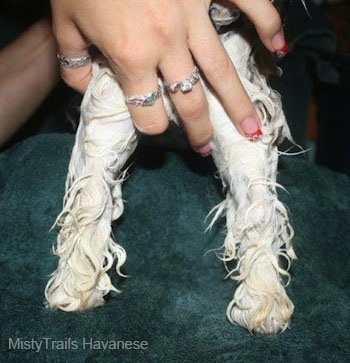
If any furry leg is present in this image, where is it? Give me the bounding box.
[45,64,137,311]
[213,135,296,334]
[207,32,296,334]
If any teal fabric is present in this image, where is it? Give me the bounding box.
[0,133,349,362]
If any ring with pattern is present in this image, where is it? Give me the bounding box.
[124,85,162,107]
[56,54,91,68]
[165,67,200,94]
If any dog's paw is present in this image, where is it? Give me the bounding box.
[45,271,106,312]
[227,256,294,335]
[45,286,105,312]
[228,298,293,335]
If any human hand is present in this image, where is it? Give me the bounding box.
[0,18,59,147]
[50,0,288,155]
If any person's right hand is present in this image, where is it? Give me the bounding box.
[50,0,289,155]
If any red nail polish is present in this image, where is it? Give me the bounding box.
[276,43,289,58]
[246,128,263,141]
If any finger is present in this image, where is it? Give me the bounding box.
[159,49,213,154]
[116,69,169,136]
[52,15,93,93]
[188,10,262,139]
[230,0,288,54]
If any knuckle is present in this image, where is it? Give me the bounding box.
[143,123,168,136]
[150,7,180,41]
[154,21,177,42]
[107,43,149,76]
[148,124,168,135]
[180,95,208,121]
[60,69,88,93]
[141,120,168,135]
[208,56,232,80]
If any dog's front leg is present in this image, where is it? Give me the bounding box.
[206,32,296,334]
[211,128,296,334]
[45,65,137,311]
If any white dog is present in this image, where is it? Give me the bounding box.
[45,2,297,334]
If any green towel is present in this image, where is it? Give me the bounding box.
[0,133,349,362]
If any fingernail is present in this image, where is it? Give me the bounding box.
[199,142,213,157]
[246,128,263,140]
[241,117,263,140]
[272,32,289,57]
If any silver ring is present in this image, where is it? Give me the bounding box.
[165,67,200,94]
[57,53,91,68]
[124,85,162,107]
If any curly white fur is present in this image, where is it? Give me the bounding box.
[45,23,296,334]
[204,33,297,334]
[45,70,138,311]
